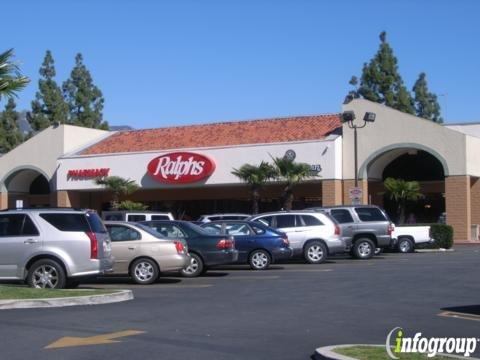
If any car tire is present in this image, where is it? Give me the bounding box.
[249,250,271,270]
[27,258,67,289]
[181,253,204,277]
[131,258,159,285]
[352,238,375,260]
[304,241,328,264]
[374,248,383,255]
[398,237,414,253]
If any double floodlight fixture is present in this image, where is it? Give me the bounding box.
[341,110,376,128]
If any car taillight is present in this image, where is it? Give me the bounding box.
[216,238,235,250]
[334,224,341,236]
[281,236,289,246]
[86,231,98,259]
[174,241,185,254]
[387,223,395,236]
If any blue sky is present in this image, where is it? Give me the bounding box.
[5,0,480,128]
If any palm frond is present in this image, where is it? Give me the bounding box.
[0,48,30,100]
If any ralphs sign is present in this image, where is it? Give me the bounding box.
[147,152,216,184]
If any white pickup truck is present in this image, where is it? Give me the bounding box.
[392,225,434,253]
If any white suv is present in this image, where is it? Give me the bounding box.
[248,211,344,264]
[102,211,174,222]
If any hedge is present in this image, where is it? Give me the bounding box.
[414,223,454,249]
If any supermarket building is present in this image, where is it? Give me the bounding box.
[1,99,480,242]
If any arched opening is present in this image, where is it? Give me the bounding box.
[2,168,52,208]
[363,147,446,224]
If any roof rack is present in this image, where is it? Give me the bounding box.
[1,207,89,212]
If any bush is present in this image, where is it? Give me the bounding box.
[410,223,454,249]
[118,200,148,211]
[429,224,454,249]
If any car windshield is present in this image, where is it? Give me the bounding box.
[135,223,166,239]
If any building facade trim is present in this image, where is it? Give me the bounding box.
[357,142,450,180]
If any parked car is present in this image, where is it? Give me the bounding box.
[104,221,190,284]
[308,205,394,259]
[197,213,251,223]
[139,220,239,277]
[200,220,292,270]
[247,211,343,264]
[102,211,174,222]
[0,208,114,289]
[392,225,433,253]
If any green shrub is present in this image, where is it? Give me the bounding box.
[118,200,148,211]
[429,224,454,249]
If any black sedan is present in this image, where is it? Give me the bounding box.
[139,220,239,277]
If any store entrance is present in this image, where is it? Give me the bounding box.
[94,182,323,220]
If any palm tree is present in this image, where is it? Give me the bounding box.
[95,176,140,210]
[271,156,312,210]
[118,200,148,211]
[232,162,277,214]
[384,177,422,224]
[0,49,30,100]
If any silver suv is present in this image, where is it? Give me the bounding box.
[309,205,394,259]
[248,211,344,264]
[0,208,114,289]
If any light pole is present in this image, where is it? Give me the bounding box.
[341,111,376,201]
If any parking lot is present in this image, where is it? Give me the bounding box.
[0,246,479,360]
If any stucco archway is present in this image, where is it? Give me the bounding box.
[1,166,53,209]
[359,144,447,223]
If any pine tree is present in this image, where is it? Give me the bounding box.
[29,50,69,131]
[396,83,415,115]
[0,98,23,153]
[63,53,108,129]
[413,73,443,123]
[347,31,415,114]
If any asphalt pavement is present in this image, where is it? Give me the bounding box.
[0,246,479,360]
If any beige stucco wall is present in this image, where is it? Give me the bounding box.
[62,125,111,155]
[0,125,108,192]
[341,99,474,180]
[466,135,480,176]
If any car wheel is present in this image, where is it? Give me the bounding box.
[352,238,375,260]
[398,237,414,253]
[131,258,159,285]
[181,253,204,277]
[374,248,383,255]
[249,250,271,270]
[304,241,327,264]
[27,259,67,289]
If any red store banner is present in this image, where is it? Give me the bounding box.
[147,152,216,184]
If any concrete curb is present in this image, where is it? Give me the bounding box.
[416,248,454,253]
[0,289,133,310]
[314,344,477,359]
[314,344,363,360]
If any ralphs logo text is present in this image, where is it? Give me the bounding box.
[386,327,478,359]
[147,152,216,184]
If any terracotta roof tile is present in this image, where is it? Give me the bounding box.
[80,114,342,155]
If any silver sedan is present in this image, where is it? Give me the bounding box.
[104,221,190,284]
